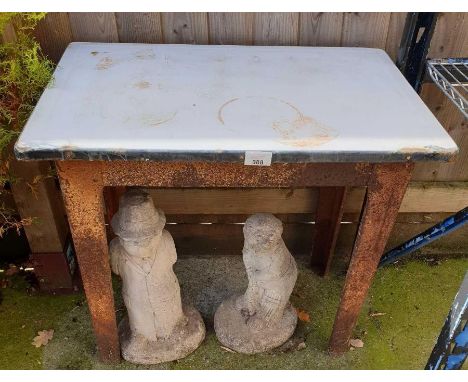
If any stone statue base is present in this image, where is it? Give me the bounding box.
[119,305,205,365]
[214,295,297,354]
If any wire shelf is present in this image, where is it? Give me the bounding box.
[427,58,468,119]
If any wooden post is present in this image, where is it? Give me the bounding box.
[9,159,68,253]
[311,186,347,277]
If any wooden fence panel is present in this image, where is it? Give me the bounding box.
[0,21,16,43]
[9,160,68,253]
[208,13,254,45]
[115,12,163,43]
[161,12,209,44]
[429,12,468,57]
[69,12,119,42]
[299,12,343,46]
[341,12,392,49]
[165,212,468,257]
[253,13,300,46]
[145,183,467,216]
[34,12,73,63]
[385,12,407,61]
[414,84,468,181]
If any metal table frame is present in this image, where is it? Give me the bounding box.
[56,160,413,363]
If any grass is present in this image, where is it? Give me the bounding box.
[0,274,83,369]
[0,255,466,369]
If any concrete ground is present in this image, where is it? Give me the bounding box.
[0,254,467,369]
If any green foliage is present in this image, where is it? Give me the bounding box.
[0,12,47,33]
[0,127,17,153]
[0,12,53,236]
[0,12,53,146]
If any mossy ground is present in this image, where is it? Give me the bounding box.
[0,255,466,370]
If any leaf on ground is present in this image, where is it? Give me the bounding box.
[32,329,54,348]
[350,338,364,348]
[369,312,386,317]
[296,308,310,322]
[296,342,307,351]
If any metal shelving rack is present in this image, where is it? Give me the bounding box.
[427,58,468,118]
[390,14,468,371]
[422,59,468,370]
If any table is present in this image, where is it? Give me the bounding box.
[15,43,458,363]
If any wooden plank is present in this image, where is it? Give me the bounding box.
[385,12,407,61]
[311,187,347,276]
[413,84,468,181]
[164,213,317,224]
[160,212,457,224]
[253,13,300,45]
[143,182,467,215]
[208,12,254,45]
[429,12,468,57]
[161,13,208,44]
[399,182,468,212]
[0,187,17,213]
[146,188,319,214]
[385,213,468,255]
[341,12,391,49]
[299,12,343,46]
[115,12,163,43]
[167,221,313,256]
[34,12,73,63]
[164,213,468,257]
[68,12,119,42]
[145,188,318,214]
[9,160,68,253]
[0,19,17,43]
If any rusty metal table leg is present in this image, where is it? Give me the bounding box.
[328,163,413,354]
[311,186,347,277]
[56,161,120,363]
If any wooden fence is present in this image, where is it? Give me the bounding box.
[4,12,468,258]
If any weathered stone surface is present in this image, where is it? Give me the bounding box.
[119,305,205,365]
[215,296,297,354]
[214,213,298,353]
[110,189,205,364]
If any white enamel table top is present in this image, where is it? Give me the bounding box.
[15,42,458,163]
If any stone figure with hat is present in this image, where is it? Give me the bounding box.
[109,188,205,364]
[214,213,298,353]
